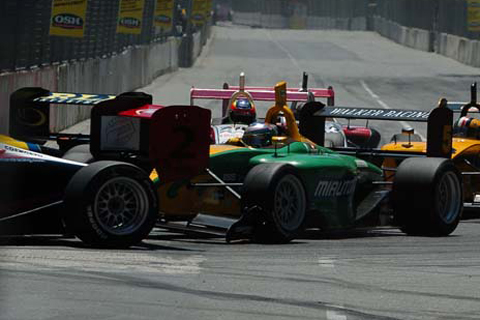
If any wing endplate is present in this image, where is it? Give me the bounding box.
[150,105,211,183]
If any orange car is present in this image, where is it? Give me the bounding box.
[381,83,480,209]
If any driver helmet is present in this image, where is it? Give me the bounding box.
[454,116,480,138]
[242,122,279,147]
[229,98,256,124]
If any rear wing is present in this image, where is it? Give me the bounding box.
[190,88,314,104]
[299,99,453,158]
[9,87,153,155]
[190,72,335,117]
[9,87,116,144]
[227,72,334,106]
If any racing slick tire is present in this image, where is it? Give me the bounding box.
[393,158,463,236]
[242,163,307,243]
[390,133,422,143]
[63,161,158,248]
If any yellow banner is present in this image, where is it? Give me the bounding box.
[205,0,212,19]
[191,0,207,26]
[117,0,145,35]
[468,0,480,32]
[49,0,88,38]
[154,0,174,31]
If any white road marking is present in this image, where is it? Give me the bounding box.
[327,309,348,320]
[360,80,426,140]
[318,257,349,320]
[318,258,336,268]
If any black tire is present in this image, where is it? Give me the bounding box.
[63,161,158,248]
[390,133,422,143]
[393,158,463,236]
[242,164,307,243]
[62,144,94,163]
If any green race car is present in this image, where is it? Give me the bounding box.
[153,82,463,243]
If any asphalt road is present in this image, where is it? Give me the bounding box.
[2,24,480,320]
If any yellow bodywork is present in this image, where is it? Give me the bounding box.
[382,137,480,202]
[0,134,31,150]
[153,144,245,220]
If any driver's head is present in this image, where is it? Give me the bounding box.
[229,98,256,124]
[242,122,279,147]
[454,116,480,138]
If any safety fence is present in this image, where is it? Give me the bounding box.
[1,0,211,73]
[0,0,213,134]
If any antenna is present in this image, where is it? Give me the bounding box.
[239,72,245,91]
[472,82,477,105]
[302,72,308,92]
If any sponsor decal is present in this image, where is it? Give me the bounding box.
[314,177,356,198]
[355,159,369,168]
[468,0,480,32]
[117,0,145,34]
[155,15,171,23]
[33,92,115,105]
[87,207,108,239]
[49,0,88,38]
[0,143,87,166]
[191,0,207,26]
[52,14,83,29]
[119,17,141,28]
[326,107,430,121]
[136,108,158,116]
[154,0,174,31]
[100,116,140,151]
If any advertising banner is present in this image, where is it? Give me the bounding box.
[468,0,480,32]
[205,0,212,19]
[154,0,174,32]
[117,0,145,35]
[49,0,88,38]
[191,0,207,27]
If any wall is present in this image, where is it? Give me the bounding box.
[0,29,211,135]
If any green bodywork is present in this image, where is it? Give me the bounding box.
[208,141,383,229]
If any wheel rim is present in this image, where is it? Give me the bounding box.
[436,171,461,224]
[273,175,306,233]
[94,177,149,236]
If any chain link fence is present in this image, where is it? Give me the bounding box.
[1,0,197,73]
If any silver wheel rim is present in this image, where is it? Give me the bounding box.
[273,175,306,233]
[436,171,461,224]
[94,177,149,235]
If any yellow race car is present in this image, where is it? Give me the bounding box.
[381,83,480,210]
